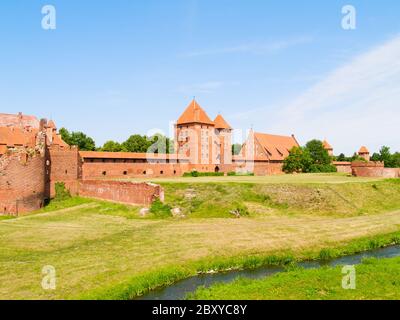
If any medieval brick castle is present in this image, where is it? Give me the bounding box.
[1,99,398,215]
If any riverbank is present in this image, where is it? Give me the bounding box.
[81,230,400,300]
[189,254,400,300]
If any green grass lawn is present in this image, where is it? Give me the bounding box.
[158,178,400,218]
[189,256,400,300]
[0,174,399,299]
[126,172,384,185]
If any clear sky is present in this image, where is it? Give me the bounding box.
[1,0,399,155]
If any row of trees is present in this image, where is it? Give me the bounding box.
[60,127,243,155]
[371,146,400,168]
[59,128,96,151]
[334,153,366,162]
[335,146,400,168]
[60,128,174,153]
[283,140,337,173]
[101,134,174,154]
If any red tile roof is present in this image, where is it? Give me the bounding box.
[177,99,214,126]
[0,145,7,155]
[254,132,300,161]
[0,127,36,148]
[52,134,69,147]
[213,114,232,130]
[358,146,369,154]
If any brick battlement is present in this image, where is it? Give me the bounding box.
[351,161,399,178]
[352,161,384,168]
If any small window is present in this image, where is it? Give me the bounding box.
[143,170,146,175]
[123,171,128,175]
[160,171,164,175]
[102,171,107,176]
[173,170,176,175]
[65,170,68,174]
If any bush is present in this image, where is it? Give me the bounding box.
[54,182,71,201]
[150,199,172,218]
[227,171,254,176]
[308,164,337,173]
[183,171,224,177]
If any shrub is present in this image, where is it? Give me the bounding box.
[54,182,71,201]
[183,171,224,177]
[227,171,254,176]
[309,164,337,173]
[318,248,336,261]
[150,199,172,218]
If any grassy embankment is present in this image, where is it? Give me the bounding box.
[189,256,400,300]
[0,174,400,299]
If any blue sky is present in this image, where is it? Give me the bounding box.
[1,0,399,154]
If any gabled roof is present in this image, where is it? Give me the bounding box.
[213,114,232,130]
[358,146,369,154]
[323,140,333,150]
[177,99,214,126]
[254,132,300,161]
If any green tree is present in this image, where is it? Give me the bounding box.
[232,143,242,155]
[304,140,331,165]
[101,140,122,152]
[392,152,400,168]
[121,134,151,153]
[148,134,174,154]
[371,152,381,162]
[283,140,336,174]
[59,128,96,151]
[351,153,367,162]
[379,146,394,167]
[283,147,311,173]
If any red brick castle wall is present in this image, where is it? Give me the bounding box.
[0,151,48,215]
[48,145,81,196]
[78,180,164,206]
[352,161,400,178]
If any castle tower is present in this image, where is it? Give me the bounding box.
[45,120,57,144]
[358,146,370,161]
[323,140,333,156]
[175,99,215,168]
[213,114,233,166]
